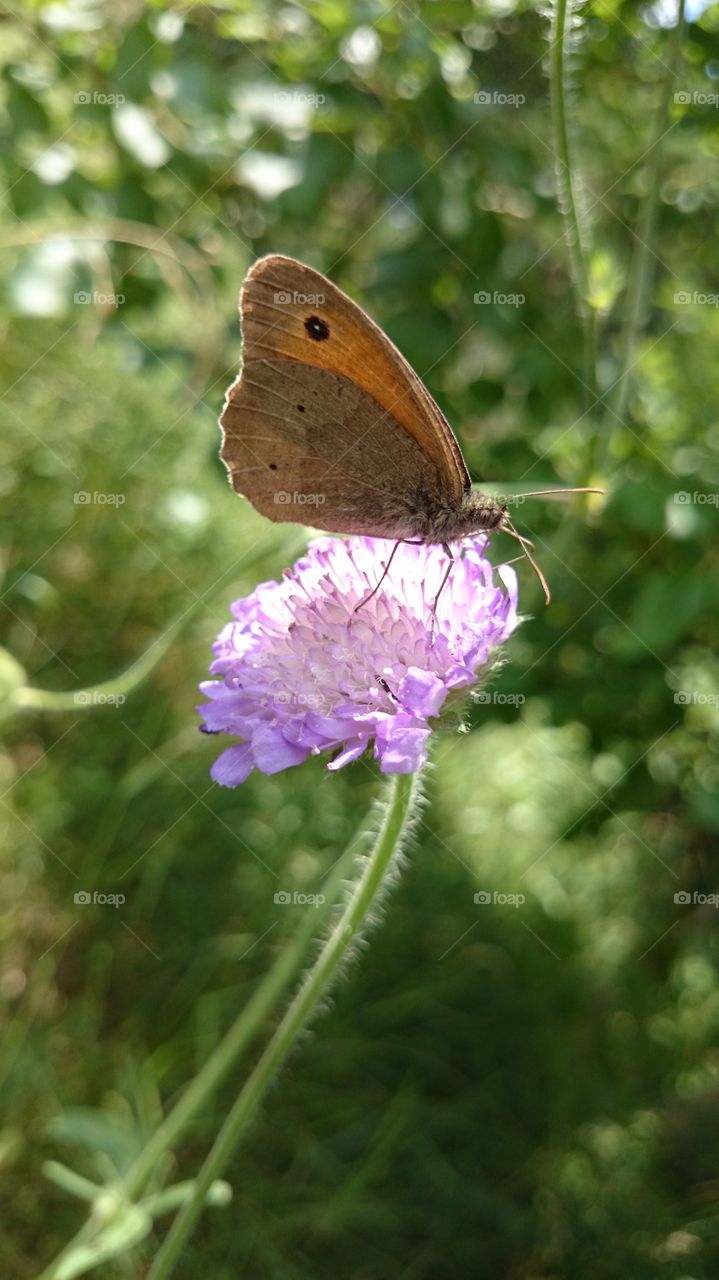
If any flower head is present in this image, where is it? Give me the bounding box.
[198,535,520,785]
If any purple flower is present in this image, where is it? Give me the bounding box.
[198,535,520,786]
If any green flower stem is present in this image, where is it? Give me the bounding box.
[549,0,598,408]
[607,0,686,430]
[10,609,195,715]
[42,1163,101,1203]
[5,533,308,720]
[120,829,363,1202]
[36,772,418,1280]
[147,769,420,1280]
[36,838,362,1280]
[139,1179,232,1216]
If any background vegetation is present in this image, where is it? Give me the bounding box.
[2,0,719,1275]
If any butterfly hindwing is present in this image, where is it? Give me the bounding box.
[221,356,449,538]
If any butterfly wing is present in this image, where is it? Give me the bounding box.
[219,255,469,538]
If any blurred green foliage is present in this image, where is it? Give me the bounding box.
[2,0,719,1275]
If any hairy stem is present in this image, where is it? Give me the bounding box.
[608,0,686,431]
[147,769,421,1280]
[35,811,379,1280]
[549,0,598,407]
[120,828,363,1201]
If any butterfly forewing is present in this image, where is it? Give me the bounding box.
[220,255,469,537]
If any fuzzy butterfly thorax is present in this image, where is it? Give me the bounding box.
[416,490,507,543]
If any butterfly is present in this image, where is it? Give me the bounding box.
[219,255,600,604]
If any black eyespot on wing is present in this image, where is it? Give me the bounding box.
[269,463,277,471]
[304,315,330,341]
[297,404,305,412]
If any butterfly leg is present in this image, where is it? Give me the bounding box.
[354,539,410,613]
[427,543,455,641]
[501,520,551,604]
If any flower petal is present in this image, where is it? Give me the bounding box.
[374,714,432,774]
[251,724,307,774]
[396,667,447,718]
[210,743,254,787]
[327,740,369,771]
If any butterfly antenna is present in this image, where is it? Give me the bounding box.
[506,528,535,551]
[502,518,551,605]
[509,486,604,500]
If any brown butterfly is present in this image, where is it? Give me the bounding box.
[220,255,600,604]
